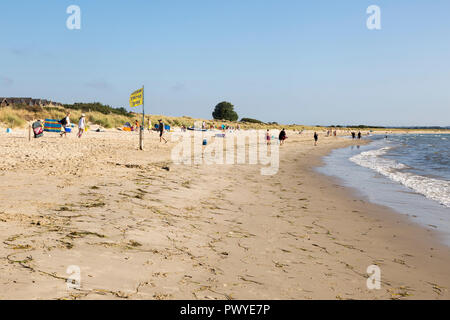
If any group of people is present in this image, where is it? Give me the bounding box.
[351,131,362,139]
[265,128,288,145]
[266,128,320,146]
[58,113,169,143]
[326,130,337,137]
[55,114,363,148]
[59,112,86,139]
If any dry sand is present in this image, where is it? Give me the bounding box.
[0,128,448,299]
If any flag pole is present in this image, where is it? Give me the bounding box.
[140,85,145,150]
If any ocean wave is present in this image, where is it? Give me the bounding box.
[350,147,450,208]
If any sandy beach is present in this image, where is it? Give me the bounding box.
[0,128,448,300]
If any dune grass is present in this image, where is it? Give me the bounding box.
[0,105,314,130]
[0,110,26,128]
[1,105,444,133]
[0,106,132,129]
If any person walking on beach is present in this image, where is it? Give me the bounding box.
[314,132,318,146]
[358,131,362,139]
[148,117,152,132]
[59,112,71,137]
[77,114,86,138]
[158,119,167,143]
[266,129,271,146]
[279,128,287,145]
[351,132,356,139]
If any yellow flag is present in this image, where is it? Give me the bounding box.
[129,87,144,107]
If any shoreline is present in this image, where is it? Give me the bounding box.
[312,139,449,250]
[281,137,450,298]
[318,135,450,246]
[0,130,448,299]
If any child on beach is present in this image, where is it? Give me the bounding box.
[314,132,318,146]
[77,114,86,138]
[266,129,271,145]
[59,112,71,137]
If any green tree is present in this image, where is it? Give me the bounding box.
[212,101,238,121]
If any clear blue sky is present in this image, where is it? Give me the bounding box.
[1,0,449,126]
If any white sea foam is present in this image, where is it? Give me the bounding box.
[350,147,450,208]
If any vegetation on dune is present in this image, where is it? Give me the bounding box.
[240,118,265,124]
[0,106,131,129]
[87,112,132,129]
[63,102,132,117]
[1,104,447,132]
[0,110,26,128]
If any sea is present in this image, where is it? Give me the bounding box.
[317,133,450,246]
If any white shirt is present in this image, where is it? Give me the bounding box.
[78,117,85,129]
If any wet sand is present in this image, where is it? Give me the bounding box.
[0,128,448,299]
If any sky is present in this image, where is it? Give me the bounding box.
[0,0,449,126]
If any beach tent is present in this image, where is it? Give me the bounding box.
[122,122,132,131]
[44,119,62,132]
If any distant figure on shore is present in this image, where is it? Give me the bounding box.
[59,112,71,137]
[77,114,86,138]
[148,117,152,132]
[266,129,271,145]
[351,132,356,139]
[279,129,287,145]
[358,131,362,139]
[158,119,167,143]
[135,120,140,131]
[314,132,318,146]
